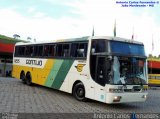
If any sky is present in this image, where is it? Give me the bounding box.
[0,0,160,56]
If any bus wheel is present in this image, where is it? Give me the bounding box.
[26,73,32,86]
[20,72,26,84]
[73,82,87,101]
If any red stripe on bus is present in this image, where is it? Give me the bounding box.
[148,61,160,69]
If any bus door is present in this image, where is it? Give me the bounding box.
[94,56,106,102]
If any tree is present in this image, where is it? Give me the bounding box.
[27,37,31,41]
[148,54,153,58]
[13,34,20,39]
[33,38,36,42]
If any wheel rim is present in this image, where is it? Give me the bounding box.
[76,87,84,98]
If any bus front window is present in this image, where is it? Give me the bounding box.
[111,56,147,85]
[112,56,120,84]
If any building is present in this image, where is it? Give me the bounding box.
[0,34,26,77]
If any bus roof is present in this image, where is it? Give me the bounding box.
[15,36,90,46]
[148,57,160,62]
[15,36,144,46]
[92,36,144,45]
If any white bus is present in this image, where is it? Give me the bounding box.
[12,36,148,103]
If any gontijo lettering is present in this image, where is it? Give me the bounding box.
[26,59,42,66]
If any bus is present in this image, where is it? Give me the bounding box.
[12,36,148,104]
[148,57,160,86]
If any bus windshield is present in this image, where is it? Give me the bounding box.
[109,56,147,85]
[90,39,147,86]
[110,41,145,56]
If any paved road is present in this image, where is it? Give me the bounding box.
[0,77,160,118]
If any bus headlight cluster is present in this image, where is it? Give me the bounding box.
[109,88,123,93]
[142,95,147,99]
[113,96,122,102]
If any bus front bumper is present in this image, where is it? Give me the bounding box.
[106,92,148,104]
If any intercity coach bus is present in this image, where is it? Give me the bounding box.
[148,57,160,86]
[12,36,148,104]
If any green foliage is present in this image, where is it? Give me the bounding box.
[0,34,27,44]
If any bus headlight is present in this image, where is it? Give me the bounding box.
[109,88,123,93]
[142,95,147,99]
[113,96,122,102]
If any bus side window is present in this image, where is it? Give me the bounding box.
[33,46,43,57]
[55,44,63,57]
[33,46,38,56]
[15,47,19,57]
[97,40,106,52]
[22,47,25,56]
[91,40,106,53]
[77,43,88,58]
[62,44,70,57]
[25,46,33,57]
[30,46,34,56]
[71,43,79,57]
[44,45,49,56]
[48,45,55,56]
[25,46,30,56]
[38,46,43,56]
[16,46,25,57]
[71,43,88,58]
[83,43,88,57]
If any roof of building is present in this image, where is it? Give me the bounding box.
[0,34,26,44]
[0,34,27,57]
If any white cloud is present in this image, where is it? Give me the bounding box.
[27,7,36,13]
[66,0,160,56]
[27,7,46,18]
[0,8,87,41]
[33,12,46,18]
[0,0,160,56]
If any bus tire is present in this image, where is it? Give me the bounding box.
[20,71,26,84]
[73,82,87,101]
[26,72,32,86]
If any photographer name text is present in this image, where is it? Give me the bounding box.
[116,1,159,7]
